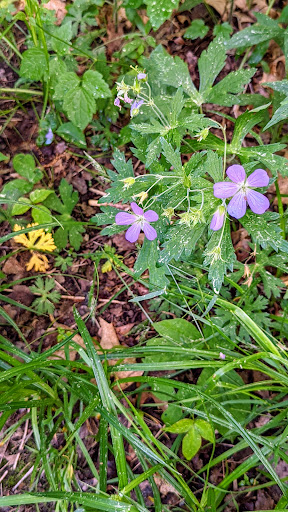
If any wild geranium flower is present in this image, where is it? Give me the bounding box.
[114,97,121,109]
[214,165,269,219]
[115,202,158,243]
[130,99,144,118]
[210,205,226,231]
[13,223,56,272]
[137,72,146,80]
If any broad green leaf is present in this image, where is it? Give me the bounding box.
[206,68,255,106]
[134,237,169,288]
[0,152,8,162]
[63,86,95,130]
[182,424,202,460]
[204,151,223,182]
[194,419,214,443]
[263,79,288,95]
[184,19,209,40]
[56,122,87,148]
[11,197,31,215]
[230,110,265,153]
[53,72,80,100]
[160,223,206,264]
[165,418,194,434]
[30,189,53,204]
[82,70,111,99]
[13,153,35,178]
[50,21,72,55]
[31,205,53,225]
[20,48,48,81]
[241,211,288,253]
[153,318,200,343]
[0,179,33,199]
[145,0,179,30]
[213,22,232,39]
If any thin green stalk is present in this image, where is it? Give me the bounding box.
[275,180,285,239]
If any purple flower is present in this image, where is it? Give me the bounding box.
[214,165,270,219]
[115,202,158,243]
[114,97,121,109]
[137,73,146,80]
[210,206,225,231]
[219,352,226,360]
[45,128,53,145]
[130,99,144,118]
[124,92,133,104]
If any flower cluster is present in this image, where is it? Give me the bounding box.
[13,223,56,272]
[114,71,147,118]
[211,165,270,231]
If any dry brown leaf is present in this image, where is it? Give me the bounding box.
[99,317,143,389]
[154,476,179,496]
[43,0,67,24]
[206,0,230,17]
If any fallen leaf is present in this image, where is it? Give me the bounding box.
[99,318,143,389]
[206,0,230,16]
[2,256,24,275]
[43,0,67,24]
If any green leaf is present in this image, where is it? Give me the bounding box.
[230,110,265,153]
[264,98,288,130]
[213,22,232,39]
[160,137,182,173]
[145,0,179,30]
[134,238,169,288]
[198,36,226,94]
[67,222,85,250]
[31,205,53,225]
[194,419,214,442]
[50,21,73,56]
[165,418,194,433]
[206,68,255,106]
[63,86,95,130]
[160,223,205,264]
[204,221,236,293]
[53,72,80,100]
[30,189,53,204]
[20,48,48,81]
[13,153,35,179]
[241,211,288,253]
[182,424,202,460]
[204,151,223,182]
[184,19,209,40]
[228,24,282,49]
[0,152,8,162]
[56,122,87,148]
[82,70,111,99]
[153,318,200,343]
[11,197,31,215]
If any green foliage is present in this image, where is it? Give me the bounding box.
[165,418,214,460]
[44,179,85,250]
[184,19,209,40]
[30,277,61,314]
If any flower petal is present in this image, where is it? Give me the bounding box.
[210,210,225,231]
[213,181,239,199]
[227,191,247,219]
[125,223,141,243]
[115,212,136,225]
[144,209,159,222]
[226,165,246,184]
[131,202,144,216]
[246,189,270,214]
[246,169,269,188]
[143,222,157,240]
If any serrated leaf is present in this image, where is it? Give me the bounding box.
[204,221,236,293]
[264,98,288,130]
[206,68,255,106]
[82,70,111,99]
[198,36,226,94]
[230,110,265,153]
[63,86,95,130]
[134,237,169,288]
[20,48,48,81]
[204,151,223,182]
[160,137,182,173]
[184,19,209,40]
[145,0,179,30]
[160,224,206,264]
[53,72,80,100]
[182,424,202,460]
[241,211,288,253]
[67,222,85,250]
[50,21,72,56]
[228,25,282,49]
[194,419,214,442]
